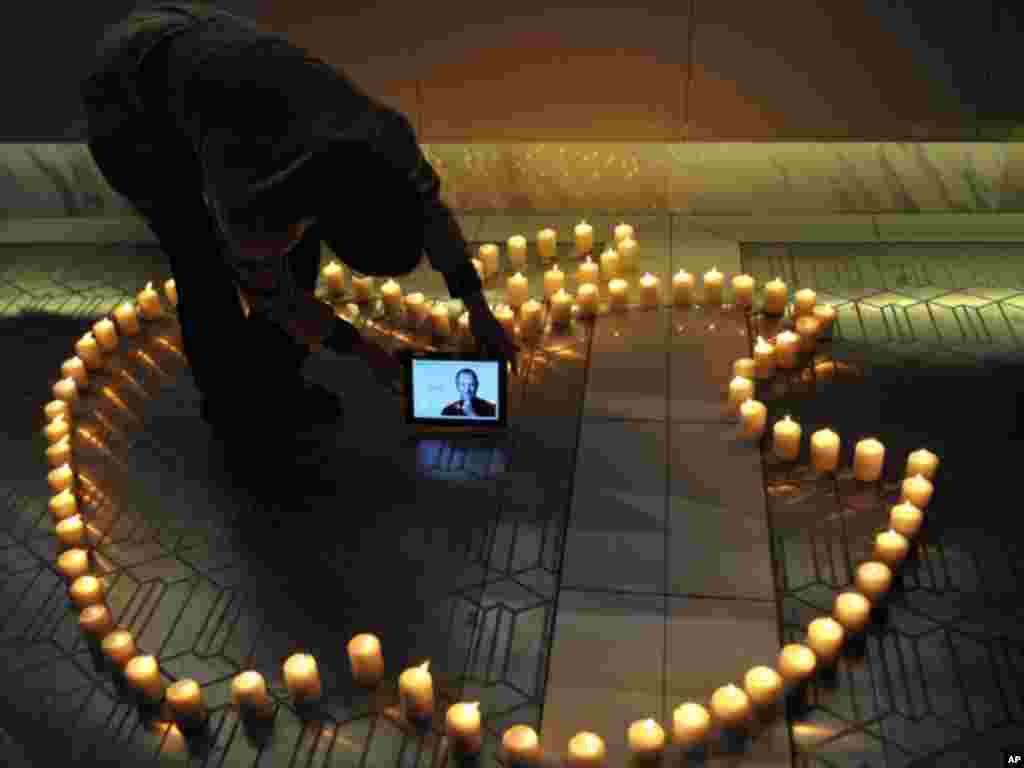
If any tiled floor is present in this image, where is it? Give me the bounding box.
[1,215,1024,767]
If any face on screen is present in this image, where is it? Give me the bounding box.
[412,360,499,420]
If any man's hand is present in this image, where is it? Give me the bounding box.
[463,292,521,375]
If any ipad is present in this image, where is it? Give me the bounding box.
[403,352,508,429]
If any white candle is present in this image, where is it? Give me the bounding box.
[813,303,836,332]
[574,220,594,256]
[753,336,776,379]
[763,277,788,316]
[854,438,885,482]
[608,278,629,311]
[810,428,841,473]
[351,275,373,303]
[399,661,434,720]
[502,725,541,766]
[614,222,635,246]
[874,529,910,567]
[900,474,933,509]
[537,228,557,263]
[167,679,206,721]
[430,301,451,338]
[506,272,529,307]
[743,666,783,707]
[381,279,403,317]
[702,266,724,305]
[728,376,754,413]
[733,358,756,379]
[472,258,485,282]
[627,718,666,760]
[232,671,274,718]
[70,574,104,609]
[855,561,893,602]
[833,591,872,633]
[404,292,428,328]
[79,603,113,638]
[777,644,817,684]
[544,264,565,299]
[672,702,711,746]
[114,302,141,336]
[774,330,801,369]
[567,732,606,768]
[47,436,73,469]
[479,244,499,277]
[638,272,660,309]
[740,399,767,440]
[806,617,845,665]
[617,236,639,272]
[102,630,136,667]
[125,655,163,702]
[164,278,178,307]
[732,274,755,307]
[710,684,752,727]
[457,311,472,343]
[793,288,817,317]
[507,235,528,270]
[672,269,695,306]
[446,701,482,755]
[48,463,74,493]
[519,299,544,338]
[57,548,90,582]
[45,400,70,423]
[92,318,119,352]
[599,247,620,281]
[494,304,516,337]
[347,633,384,687]
[283,653,322,702]
[49,488,78,521]
[795,315,821,353]
[75,333,104,370]
[773,415,801,461]
[890,501,924,538]
[137,281,162,320]
[905,449,939,481]
[576,256,600,286]
[45,415,72,445]
[576,283,599,317]
[550,289,573,327]
[323,261,346,296]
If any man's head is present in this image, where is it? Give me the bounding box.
[456,368,478,400]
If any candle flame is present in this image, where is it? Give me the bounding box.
[145,281,153,291]
[419,661,430,672]
[469,701,480,710]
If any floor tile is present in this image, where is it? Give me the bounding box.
[875,212,1024,241]
[584,346,667,422]
[686,215,879,244]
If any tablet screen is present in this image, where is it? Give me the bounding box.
[408,357,504,425]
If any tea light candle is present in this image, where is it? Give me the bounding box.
[777,644,817,684]
[70,574,104,609]
[507,235,527,270]
[874,529,910,566]
[813,303,836,333]
[710,684,752,727]
[672,702,712,746]
[446,701,482,754]
[906,449,939,481]
[744,666,783,707]
[900,474,933,509]
[125,655,163,701]
[519,298,544,337]
[810,428,841,473]
[79,603,113,638]
[854,438,885,482]
[62,357,89,390]
[102,630,136,667]
[45,400,70,422]
[164,278,178,307]
[506,272,529,307]
[672,269,694,306]
[47,436,73,469]
[137,282,162,320]
[57,548,90,582]
[502,725,540,766]
[576,283,599,317]
[638,272,660,309]
[399,661,434,720]
[544,264,565,299]
[48,463,74,493]
[740,399,767,440]
[794,288,817,317]
[457,311,472,342]
[381,279,403,316]
[232,671,274,718]
[472,258,485,282]
[795,315,821,352]
[347,633,384,687]
[283,653,322,702]
[75,333,104,370]
[753,336,776,379]
[732,274,755,307]
[627,718,666,760]
[833,591,872,633]
[728,376,754,413]
[479,243,499,277]
[494,304,516,337]
[114,302,141,336]
[323,261,346,295]
[773,415,801,461]
[550,289,573,327]
[733,358,756,379]
[617,236,638,272]
[703,266,724,304]
[855,561,893,602]
[92,318,119,352]
[806,617,845,665]
[763,277,788,315]
[614,222,635,246]
[404,292,428,328]
[537,228,557,262]
[608,278,629,311]
[167,679,206,722]
[890,501,924,537]
[774,330,800,369]
[49,487,77,521]
[351,275,373,303]
[576,255,599,286]
[599,247,620,281]
[45,415,72,445]
[567,732,606,768]
[575,220,594,256]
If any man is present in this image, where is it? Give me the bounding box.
[441,368,496,418]
[80,2,518,439]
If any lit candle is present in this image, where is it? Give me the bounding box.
[125,655,164,702]
[777,644,817,684]
[855,561,893,602]
[79,603,113,638]
[494,304,516,337]
[351,275,373,303]
[167,679,206,722]
[506,272,529,308]
[833,591,872,633]
[627,718,666,760]
[537,228,557,263]
[900,474,933,510]
[550,289,574,327]
[45,400,70,422]
[502,725,541,767]
[446,701,482,755]
[114,302,141,336]
[763,277,788,316]
[48,463,74,493]
[794,288,817,317]
[614,222,635,246]
[638,272,660,309]
[890,501,924,538]
[49,487,77,521]
[507,235,528,271]
[283,653,322,703]
[472,258,485,282]
[617,236,639,272]
[810,428,841,473]
[164,278,178,307]
[743,666,783,707]
[544,264,565,299]
[813,303,836,333]
[47,436,73,469]
[75,333,104,370]
[608,278,629,311]
[740,399,767,440]
[323,261,346,296]
[347,633,384,687]
[457,311,472,343]
[728,376,754,413]
[732,274,755,307]
[404,292,428,328]
[381,279,403,317]
[232,671,274,718]
[567,732,606,768]
[92,318,119,352]
[599,247,620,281]
[806,617,845,665]
[575,220,594,256]
[774,330,800,369]
[905,449,939,481]
[102,630,136,667]
[702,266,724,305]
[69,574,105,609]
[576,255,599,286]
[795,315,821,353]
[137,281,162,320]
[753,336,776,379]
[576,283,599,317]
[710,684,752,727]
[854,438,885,482]
[874,529,910,566]
[45,415,72,445]
[479,243,499,277]
[773,415,801,461]
[399,661,434,720]
[672,269,694,306]
[57,548,90,582]
[733,358,756,379]
[519,299,544,338]
[672,702,711,746]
